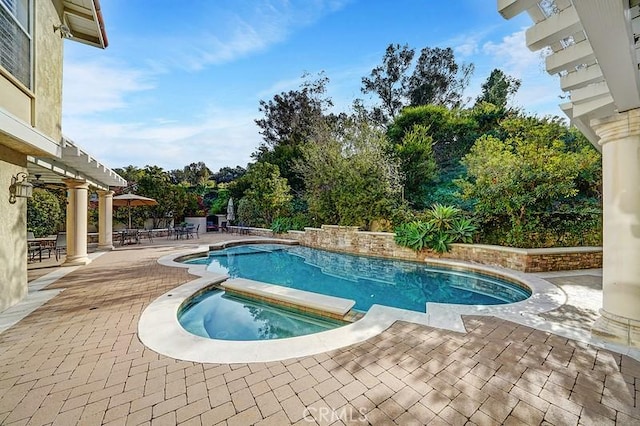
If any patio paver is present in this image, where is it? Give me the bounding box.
[0,234,638,425]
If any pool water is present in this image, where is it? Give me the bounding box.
[185,244,530,313]
[179,290,346,340]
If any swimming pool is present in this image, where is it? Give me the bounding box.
[184,244,531,313]
[179,289,347,340]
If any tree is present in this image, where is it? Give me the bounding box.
[387,105,478,169]
[456,116,599,247]
[236,162,292,227]
[394,124,438,207]
[169,162,212,186]
[475,69,521,109]
[212,166,246,184]
[295,116,403,229]
[361,43,414,123]
[408,47,474,109]
[253,73,333,192]
[115,165,145,184]
[113,165,197,228]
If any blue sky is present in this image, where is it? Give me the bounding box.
[62,0,563,173]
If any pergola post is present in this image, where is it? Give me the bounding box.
[63,179,91,266]
[97,189,115,251]
[591,109,640,346]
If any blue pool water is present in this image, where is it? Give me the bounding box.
[185,244,530,313]
[179,290,346,340]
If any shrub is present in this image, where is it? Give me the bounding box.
[394,203,477,253]
[27,189,63,237]
[271,214,309,234]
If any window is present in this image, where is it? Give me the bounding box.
[0,0,31,88]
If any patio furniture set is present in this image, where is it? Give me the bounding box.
[27,232,66,262]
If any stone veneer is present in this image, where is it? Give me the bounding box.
[230,225,602,273]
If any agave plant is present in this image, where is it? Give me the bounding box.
[431,231,455,253]
[394,221,433,251]
[427,203,461,231]
[395,204,478,254]
[448,217,477,243]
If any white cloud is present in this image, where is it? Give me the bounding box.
[63,59,155,116]
[62,106,261,171]
[481,29,546,78]
[162,0,353,72]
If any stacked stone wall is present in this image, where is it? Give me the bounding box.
[238,225,602,272]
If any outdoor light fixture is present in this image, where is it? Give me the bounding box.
[53,23,73,39]
[9,172,33,204]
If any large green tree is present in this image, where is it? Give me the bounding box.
[361,43,414,123]
[253,73,333,193]
[475,68,521,109]
[169,162,212,187]
[394,124,438,207]
[212,166,246,184]
[115,165,197,228]
[408,47,474,109]
[387,105,477,169]
[457,116,601,247]
[236,162,292,227]
[295,117,403,229]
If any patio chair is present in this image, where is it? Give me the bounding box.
[139,228,154,243]
[27,231,41,261]
[122,229,140,245]
[185,224,199,239]
[54,232,67,261]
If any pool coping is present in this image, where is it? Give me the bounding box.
[137,238,578,363]
[223,278,356,318]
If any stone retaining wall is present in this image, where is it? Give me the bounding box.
[235,225,602,272]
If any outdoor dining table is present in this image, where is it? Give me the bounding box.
[173,225,196,239]
[27,236,56,262]
[117,229,141,246]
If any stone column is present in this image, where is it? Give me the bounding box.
[63,179,91,266]
[97,190,114,250]
[591,109,640,347]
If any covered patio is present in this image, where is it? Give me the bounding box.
[27,136,126,265]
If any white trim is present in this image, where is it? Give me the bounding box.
[0,107,59,156]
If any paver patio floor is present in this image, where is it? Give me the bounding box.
[2,236,639,425]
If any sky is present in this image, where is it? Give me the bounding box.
[61,0,564,173]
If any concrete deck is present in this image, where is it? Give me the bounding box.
[0,232,638,425]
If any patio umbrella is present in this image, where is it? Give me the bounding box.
[112,193,158,229]
[226,197,235,223]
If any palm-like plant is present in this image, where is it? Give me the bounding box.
[395,203,478,253]
[394,221,433,251]
[448,217,477,243]
[427,203,460,231]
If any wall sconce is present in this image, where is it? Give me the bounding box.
[53,23,73,39]
[9,172,33,204]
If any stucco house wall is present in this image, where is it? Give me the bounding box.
[0,0,65,312]
[0,147,28,311]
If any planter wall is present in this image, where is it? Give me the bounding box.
[237,225,601,273]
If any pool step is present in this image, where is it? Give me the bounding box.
[222,278,356,318]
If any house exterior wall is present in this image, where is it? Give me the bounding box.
[0,0,65,312]
[33,0,64,140]
[0,1,64,139]
[0,146,28,312]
